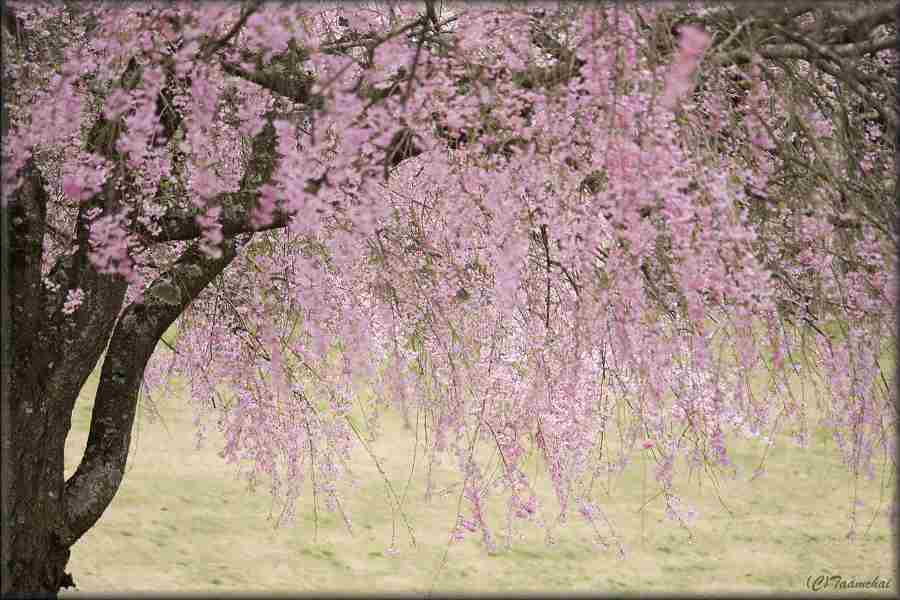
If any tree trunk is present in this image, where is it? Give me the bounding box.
[1,235,245,596]
[0,8,273,585]
[3,381,77,597]
[1,145,80,595]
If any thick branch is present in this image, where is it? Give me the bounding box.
[6,159,48,358]
[716,35,897,64]
[1,4,21,40]
[221,60,318,105]
[142,115,286,243]
[35,57,161,458]
[41,158,136,407]
[59,237,246,546]
[48,55,144,302]
[145,192,292,242]
[58,63,287,546]
[39,172,132,442]
[771,23,899,135]
[221,15,439,107]
[832,4,897,42]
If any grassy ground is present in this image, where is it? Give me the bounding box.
[60,367,895,595]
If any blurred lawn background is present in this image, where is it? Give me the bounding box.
[59,355,895,595]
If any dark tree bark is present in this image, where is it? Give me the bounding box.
[2,231,244,595]
[2,158,77,596]
[0,8,281,591]
[1,153,252,594]
[1,143,276,600]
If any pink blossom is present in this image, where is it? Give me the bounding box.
[5,3,892,564]
[62,288,85,315]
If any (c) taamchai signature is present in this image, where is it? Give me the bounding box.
[806,574,892,592]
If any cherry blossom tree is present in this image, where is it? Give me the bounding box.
[2,1,896,595]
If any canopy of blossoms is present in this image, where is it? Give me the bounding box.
[5,1,895,551]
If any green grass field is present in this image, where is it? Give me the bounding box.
[59,365,895,595]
